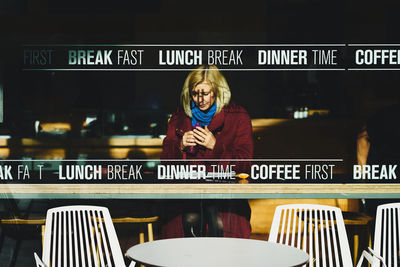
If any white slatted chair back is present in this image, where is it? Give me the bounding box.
[268,204,353,267]
[38,205,127,267]
[373,203,400,267]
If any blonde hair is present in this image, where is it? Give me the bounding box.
[180,65,231,117]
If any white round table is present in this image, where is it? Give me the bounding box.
[126,237,309,267]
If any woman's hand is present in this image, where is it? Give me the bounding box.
[193,125,216,150]
[181,130,196,151]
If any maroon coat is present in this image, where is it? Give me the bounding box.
[160,102,253,238]
[161,102,253,172]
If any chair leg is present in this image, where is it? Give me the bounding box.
[0,232,5,252]
[128,261,139,267]
[9,239,21,267]
[34,252,46,267]
[41,225,45,247]
[147,223,153,242]
[139,232,145,244]
[354,234,359,266]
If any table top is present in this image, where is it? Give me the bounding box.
[126,237,309,267]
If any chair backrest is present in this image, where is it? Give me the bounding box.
[373,203,400,267]
[41,205,126,267]
[268,204,353,267]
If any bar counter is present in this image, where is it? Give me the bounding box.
[0,183,399,199]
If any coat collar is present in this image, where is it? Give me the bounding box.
[207,109,225,132]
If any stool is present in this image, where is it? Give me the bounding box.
[342,212,373,266]
[112,216,158,243]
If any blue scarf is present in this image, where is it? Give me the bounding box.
[191,101,216,127]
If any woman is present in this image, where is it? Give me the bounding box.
[161,65,253,238]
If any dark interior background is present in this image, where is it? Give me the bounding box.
[0,0,400,136]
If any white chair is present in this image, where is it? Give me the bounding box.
[33,205,136,267]
[357,203,400,267]
[356,247,386,267]
[269,204,353,267]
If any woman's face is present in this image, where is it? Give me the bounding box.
[191,81,215,111]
